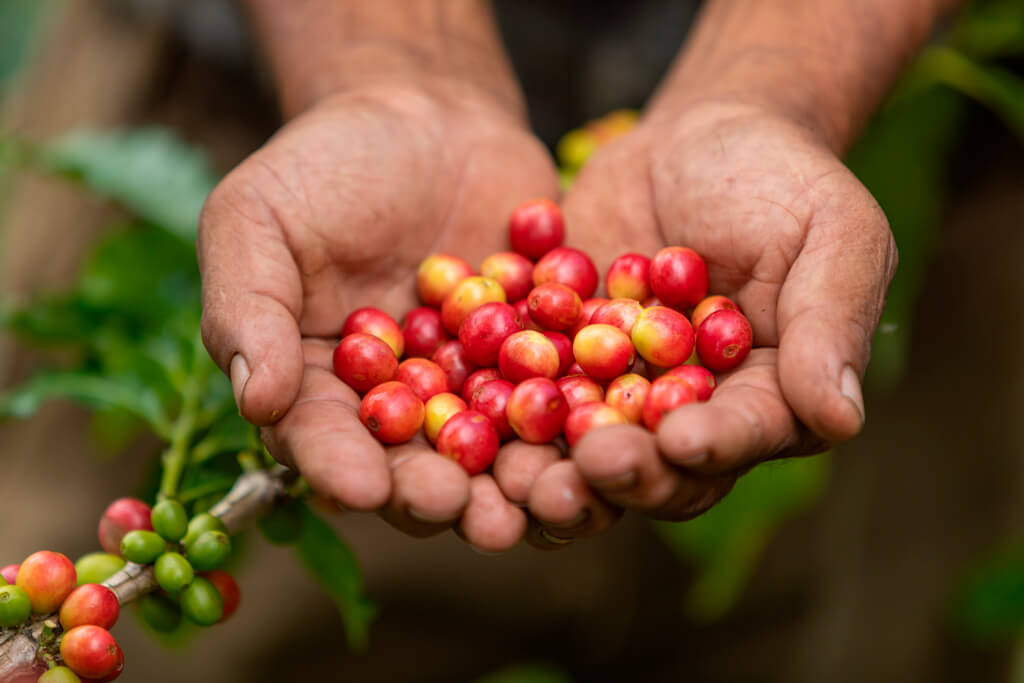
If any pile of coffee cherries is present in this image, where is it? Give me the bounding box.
[0,498,241,682]
[334,199,753,475]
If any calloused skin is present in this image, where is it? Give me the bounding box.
[536,102,897,532]
[200,77,896,550]
[198,81,620,552]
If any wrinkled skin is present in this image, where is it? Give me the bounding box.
[554,102,896,524]
[200,82,894,548]
[199,82,620,551]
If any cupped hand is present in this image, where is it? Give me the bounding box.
[559,102,896,520]
[198,81,611,550]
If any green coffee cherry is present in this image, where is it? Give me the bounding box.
[38,666,82,683]
[186,531,231,572]
[180,577,223,626]
[0,584,32,628]
[151,500,188,542]
[183,513,227,547]
[258,502,304,545]
[138,593,183,633]
[0,573,6,586]
[74,553,126,585]
[154,552,194,594]
[120,530,166,564]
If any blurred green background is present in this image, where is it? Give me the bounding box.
[2,1,1024,681]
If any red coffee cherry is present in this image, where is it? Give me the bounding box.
[431,340,477,396]
[691,295,740,330]
[508,198,565,260]
[359,382,425,444]
[642,375,698,431]
[332,333,398,394]
[649,246,709,310]
[605,373,651,425]
[458,302,524,367]
[401,307,450,358]
[97,498,152,556]
[395,358,450,402]
[423,393,468,444]
[631,306,695,368]
[340,307,404,357]
[468,378,516,441]
[417,253,473,308]
[506,378,569,444]
[532,247,599,300]
[556,375,605,411]
[440,276,506,335]
[572,324,635,381]
[526,283,582,331]
[17,551,76,613]
[202,569,241,623]
[436,410,500,475]
[564,402,629,447]
[695,309,753,373]
[59,584,120,631]
[666,364,717,401]
[479,251,535,302]
[461,368,504,404]
[605,253,652,301]
[60,625,120,679]
[498,331,560,383]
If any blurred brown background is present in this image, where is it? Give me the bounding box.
[2,1,1024,681]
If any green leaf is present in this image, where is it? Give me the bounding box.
[0,369,170,434]
[89,407,146,457]
[655,455,830,621]
[952,545,1024,644]
[848,86,965,390]
[1,293,101,347]
[295,502,375,651]
[78,224,200,322]
[40,128,218,241]
[912,46,1024,141]
[190,413,252,464]
[178,452,242,504]
[473,664,574,683]
[0,0,51,91]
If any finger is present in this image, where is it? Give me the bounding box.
[492,441,563,505]
[656,349,827,474]
[378,446,471,537]
[776,170,896,442]
[260,363,391,511]
[526,460,621,547]
[457,474,528,554]
[572,424,736,522]
[571,424,682,511]
[199,173,305,425]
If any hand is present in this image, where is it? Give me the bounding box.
[557,102,896,520]
[198,81,613,550]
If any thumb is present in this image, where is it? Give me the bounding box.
[198,181,305,426]
[776,176,897,443]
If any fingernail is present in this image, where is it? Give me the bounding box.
[538,529,575,546]
[230,354,251,412]
[593,470,636,491]
[408,508,453,525]
[546,508,589,530]
[678,452,709,467]
[840,365,865,423]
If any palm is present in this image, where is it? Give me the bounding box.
[235,90,559,336]
[561,105,894,518]
[200,86,564,549]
